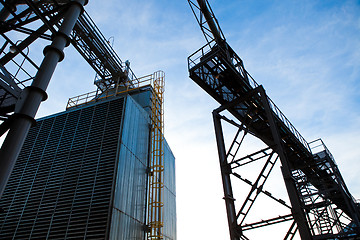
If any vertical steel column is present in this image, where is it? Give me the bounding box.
[258,86,312,240]
[0,0,88,198]
[213,110,241,240]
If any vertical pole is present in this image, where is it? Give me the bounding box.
[213,110,241,240]
[0,0,88,198]
[258,86,312,240]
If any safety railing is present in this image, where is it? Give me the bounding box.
[188,42,311,152]
[308,139,335,161]
[267,97,310,152]
[308,138,358,204]
[74,10,139,86]
[188,39,215,69]
[66,72,158,110]
[147,70,165,240]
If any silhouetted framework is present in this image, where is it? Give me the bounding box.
[0,2,169,239]
[0,0,139,198]
[187,0,360,239]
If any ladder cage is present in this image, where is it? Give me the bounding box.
[147,70,165,240]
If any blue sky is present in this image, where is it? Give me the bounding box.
[10,0,360,239]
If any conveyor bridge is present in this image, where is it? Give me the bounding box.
[187,0,360,239]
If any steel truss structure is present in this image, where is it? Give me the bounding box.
[187,0,360,239]
[0,0,138,197]
[1,1,166,238]
[212,87,360,239]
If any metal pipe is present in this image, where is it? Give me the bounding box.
[0,0,88,198]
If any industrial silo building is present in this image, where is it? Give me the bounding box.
[0,71,176,240]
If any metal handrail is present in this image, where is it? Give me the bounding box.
[76,11,138,85]
[267,97,310,152]
[66,72,159,109]
[309,138,358,204]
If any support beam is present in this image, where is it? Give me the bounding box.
[213,110,241,240]
[258,86,313,240]
[0,0,15,22]
[195,0,224,44]
[241,214,293,231]
[1,14,64,66]
[0,0,88,198]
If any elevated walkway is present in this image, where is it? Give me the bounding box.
[0,5,139,120]
[188,41,360,229]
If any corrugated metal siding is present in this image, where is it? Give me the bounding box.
[109,93,176,240]
[0,97,124,239]
[0,90,177,240]
[162,140,177,240]
[109,95,150,240]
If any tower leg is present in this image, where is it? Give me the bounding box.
[258,86,312,240]
[213,111,241,240]
[0,0,87,198]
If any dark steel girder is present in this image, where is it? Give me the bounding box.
[190,47,360,237]
[187,0,226,46]
[212,92,312,239]
[235,150,279,225]
[213,109,242,240]
[188,0,360,238]
[188,45,358,218]
[23,0,62,35]
[231,172,292,209]
[242,214,294,231]
[0,13,64,66]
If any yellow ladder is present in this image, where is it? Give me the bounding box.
[147,71,165,239]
